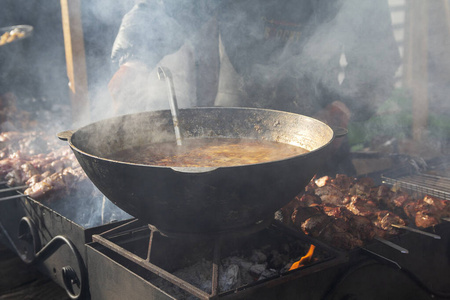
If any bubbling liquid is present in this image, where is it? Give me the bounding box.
[108,138,309,167]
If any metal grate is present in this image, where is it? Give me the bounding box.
[381,159,450,200]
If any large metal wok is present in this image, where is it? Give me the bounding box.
[59,107,337,236]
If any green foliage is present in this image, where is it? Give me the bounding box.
[348,88,450,150]
[348,88,413,149]
[428,113,450,140]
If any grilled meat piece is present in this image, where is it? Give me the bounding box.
[291,206,324,229]
[376,184,391,199]
[304,176,319,193]
[373,210,406,235]
[406,195,450,228]
[24,170,76,198]
[330,174,355,191]
[282,172,450,250]
[422,195,450,216]
[298,193,322,207]
[347,215,380,241]
[346,196,378,217]
[300,214,333,236]
[391,193,411,209]
[322,205,352,219]
[279,193,321,225]
[415,211,440,228]
[320,228,364,250]
[0,130,89,199]
[403,200,418,220]
[315,175,331,188]
[348,177,374,197]
[298,211,366,250]
[314,218,363,250]
[314,185,347,206]
[4,162,39,186]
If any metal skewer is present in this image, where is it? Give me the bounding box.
[361,248,401,269]
[374,237,409,254]
[157,66,182,146]
[0,185,28,193]
[0,194,28,202]
[391,224,441,239]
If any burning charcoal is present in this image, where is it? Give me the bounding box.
[223,256,252,270]
[280,243,291,254]
[219,264,240,292]
[249,263,268,278]
[222,256,254,284]
[283,261,295,273]
[171,259,214,292]
[274,210,284,223]
[250,249,267,263]
[258,269,278,281]
[268,249,289,270]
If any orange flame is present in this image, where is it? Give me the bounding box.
[289,244,316,271]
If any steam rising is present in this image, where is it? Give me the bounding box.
[1,0,449,225]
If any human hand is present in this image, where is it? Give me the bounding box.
[313,101,351,129]
[108,61,150,113]
[313,101,351,152]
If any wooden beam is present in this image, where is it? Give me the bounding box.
[404,0,428,142]
[61,0,90,126]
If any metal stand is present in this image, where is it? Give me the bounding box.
[92,219,223,300]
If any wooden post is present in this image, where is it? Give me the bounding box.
[404,0,428,142]
[61,0,90,126]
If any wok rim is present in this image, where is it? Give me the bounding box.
[67,107,336,171]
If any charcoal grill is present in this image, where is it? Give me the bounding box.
[0,186,131,299]
[1,165,450,299]
[88,218,345,300]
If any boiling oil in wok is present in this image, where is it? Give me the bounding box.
[109,138,309,167]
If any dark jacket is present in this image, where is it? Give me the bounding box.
[111,0,401,120]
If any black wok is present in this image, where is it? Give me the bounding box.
[59,107,337,236]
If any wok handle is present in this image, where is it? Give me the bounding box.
[57,130,75,141]
[333,127,348,138]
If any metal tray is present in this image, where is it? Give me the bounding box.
[0,25,33,47]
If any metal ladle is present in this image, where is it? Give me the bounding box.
[157,66,182,146]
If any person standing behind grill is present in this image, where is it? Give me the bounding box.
[107,0,401,174]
